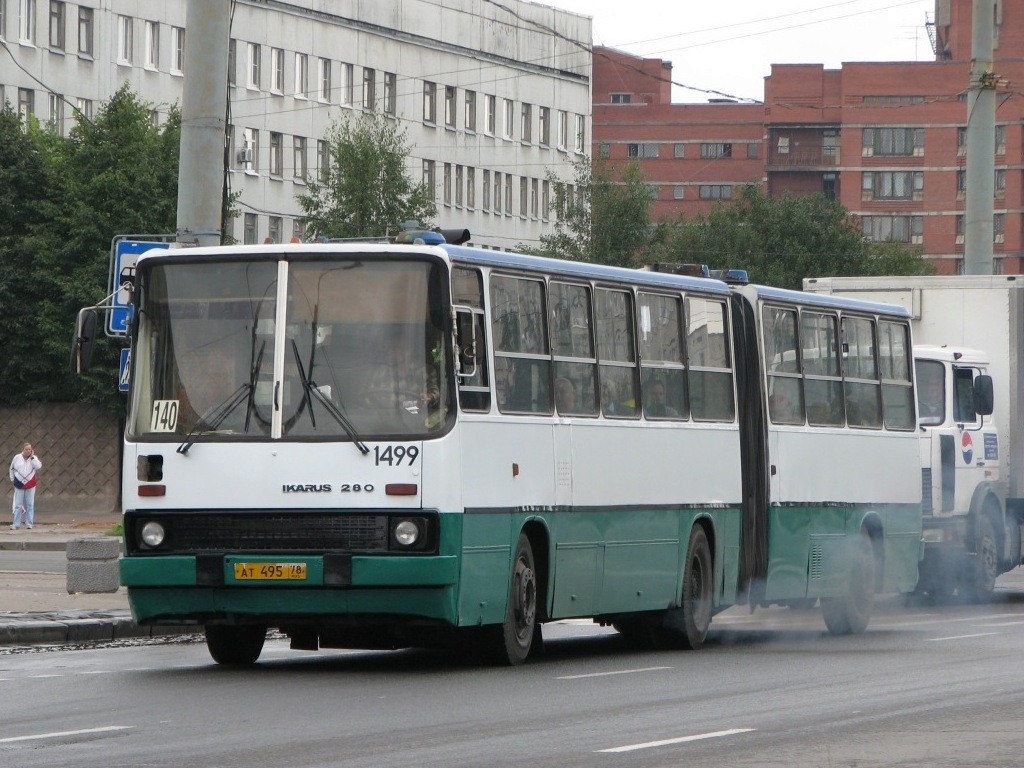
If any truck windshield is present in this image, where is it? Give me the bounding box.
[128,257,453,442]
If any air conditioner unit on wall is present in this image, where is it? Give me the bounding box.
[237,146,253,165]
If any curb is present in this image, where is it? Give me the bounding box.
[0,540,71,552]
[0,613,201,646]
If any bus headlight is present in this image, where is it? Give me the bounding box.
[393,519,420,547]
[140,520,166,548]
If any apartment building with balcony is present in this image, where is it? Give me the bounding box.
[593,0,1024,274]
[0,0,592,249]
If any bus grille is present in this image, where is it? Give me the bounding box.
[127,512,390,554]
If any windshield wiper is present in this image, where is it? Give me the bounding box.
[291,339,369,455]
[176,383,253,455]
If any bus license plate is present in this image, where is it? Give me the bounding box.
[234,562,307,580]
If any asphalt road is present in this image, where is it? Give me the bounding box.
[4,571,1024,767]
[0,550,64,574]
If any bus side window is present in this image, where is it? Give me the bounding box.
[687,297,735,422]
[842,315,882,429]
[452,267,491,412]
[491,274,551,414]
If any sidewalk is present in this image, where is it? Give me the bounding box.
[0,512,198,647]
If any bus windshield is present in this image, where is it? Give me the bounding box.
[129,257,453,442]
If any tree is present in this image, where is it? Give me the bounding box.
[534,156,654,267]
[297,112,436,239]
[0,86,180,408]
[651,186,931,289]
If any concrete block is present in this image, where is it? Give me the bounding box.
[67,559,120,593]
[0,620,69,646]
[66,537,121,560]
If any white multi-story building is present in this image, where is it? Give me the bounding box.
[0,0,592,249]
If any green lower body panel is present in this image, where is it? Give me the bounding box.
[121,554,460,625]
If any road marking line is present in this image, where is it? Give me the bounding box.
[557,666,672,680]
[0,726,134,744]
[598,728,756,753]
[925,632,998,642]
[975,621,1024,627]
[28,674,64,679]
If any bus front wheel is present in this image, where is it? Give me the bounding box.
[822,530,875,635]
[205,625,267,666]
[481,533,538,665]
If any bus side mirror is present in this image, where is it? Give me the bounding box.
[974,374,994,416]
[70,308,98,374]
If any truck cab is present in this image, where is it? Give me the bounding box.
[915,345,1009,600]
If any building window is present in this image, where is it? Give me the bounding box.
[466,166,475,210]
[610,93,631,104]
[503,98,514,139]
[423,81,437,124]
[542,180,550,220]
[19,0,35,43]
[243,213,257,245]
[17,87,33,123]
[519,177,528,218]
[699,185,732,200]
[574,114,585,153]
[521,102,532,143]
[268,216,282,244]
[241,128,258,170]
[445,85,456,129]
[116,14,132,64]
[384,72,397,116]
[996,168,1006,196]
[465,90,477,133]
[316,139,329,181]
[674,143,685,159]
[861,215,923,243]
[505,174,513,215]
[443,163,452,206]
[48,1,63,51]
[455,164,463,207]
[994,213,1005,243]
[597,143,610,159]
[701,142,732,158]
[492,172,501,214]
[422,159,436,202]
[294,53,308,99]
[861,171,923,201]
[362,67,375,109]
[246,42,260,88]
[862,127,924,156]
[627,143,659,158]
[143,20,158,69]
[530,178,539,218]
[75,97,91,120]
[747,142,759,159]
[485,95,496,135]
[538,106,550,146]
[171,27,184,74]
[318,58,331,102]
[339,63,353,105]
[482,169,491,212]
[47,91,63,133]
[269,132,283,177]
[293,136,307,181]
[557,110,568,150]
[673,185,684,200]
[270,48,283,93]
[77,6,93,57]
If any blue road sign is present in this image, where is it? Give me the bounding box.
[109,240,171,335]
[119,348,131,393]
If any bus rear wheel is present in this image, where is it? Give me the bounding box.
[481,533,537,665]
[822,529,875,635]
[205,625,267,666]
[663,524,713,650]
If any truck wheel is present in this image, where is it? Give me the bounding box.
[963,514,998,603]
[205,625,266,665]
[822,529,875,635]
[480,533,537,665]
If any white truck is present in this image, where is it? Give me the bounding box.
[804,275,1024,600]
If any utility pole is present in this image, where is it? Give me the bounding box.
[176,1,230,247]
[963,0,997,275]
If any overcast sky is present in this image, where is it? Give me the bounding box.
[543,0,934,103]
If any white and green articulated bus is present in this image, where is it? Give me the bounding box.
[72,231,923,665]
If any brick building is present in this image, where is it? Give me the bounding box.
[593,0,1024,274]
